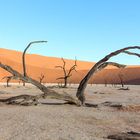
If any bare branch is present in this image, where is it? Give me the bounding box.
[2,76,12,80]
[67,59,77,76]
[0,62,80,105]
[22,40,48,77]
[55,58,67,76]
[56,77,65,80]
[55,57,77,88]
[76,46,140,105]
[55,66,63,69]
[97,62,126,71]
[123,51,140,58]
[38,74,45,84]
[118,73,124,87]
[61,58,67,77]
[99,46,140,63]
[61,58,66,66]
[2,75,20,87]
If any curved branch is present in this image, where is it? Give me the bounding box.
[55,58,77,88]
[2,75,20,87]
[22,41,47,77]
[67,59,77,77]
[38,74,45,84]
[61,58,67,77]
[55,66,63,69]
[97,62,126,72]
[56,77,65,80]
[76,46,140,105]
[0,62,80,106]
[55,58,67,77]
[123,51,140,58]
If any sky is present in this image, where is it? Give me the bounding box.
[0,0,140,65]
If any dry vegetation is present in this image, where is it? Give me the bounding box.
[0,43,140,140]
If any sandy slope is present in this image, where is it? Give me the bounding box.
[0,48,140,84]
[0,84,139,140]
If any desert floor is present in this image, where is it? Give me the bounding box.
[0,84,139,140]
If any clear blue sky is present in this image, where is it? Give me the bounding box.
[0,0,140,65]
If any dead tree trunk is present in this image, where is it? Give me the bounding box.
[2,76,20,87]
[0,63,80,106]
[76,46,140,105]
[64,77,68,87]
[2,76,11,87]
[0,46,139,106]
[118,73,124,87]
[55,58,77,88]
[104,79,107,87]
[108,131,140,140]
[38,74,45,84]
[6,78,10,87]
[22,41,47,86]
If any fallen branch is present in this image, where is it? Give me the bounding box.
[101,101,123,108]
[118,87,129,90]
[107,131,140,140]
[0,63,80,106]
[0,94,40,106]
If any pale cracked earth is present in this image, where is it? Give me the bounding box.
[0,84,139,140]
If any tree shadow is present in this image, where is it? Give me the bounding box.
[41,102,70,106]
[41,102,98,107]
[85,103,98,108]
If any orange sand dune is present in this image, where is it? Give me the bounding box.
[0,48,140,85]
[0,48,94,70]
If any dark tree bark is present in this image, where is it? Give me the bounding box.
[56,58,77,88]
[38,74,45,84]
[2,76,12,87]
[104,79,107,87]
[118,73,124,87]
[0,46,139,106]
[76,46,140,105]
[22,41,47,86]
[2,76,19,87]
[108,131,140,140]
[0,63,80,106]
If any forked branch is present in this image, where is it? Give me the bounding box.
[56,58,77,88]
[22,41,47,86]
[22,41,48,77]
[76,46,140,105]
[123,51,140,58]
[38,73,45,84]
[0,63,80,106]
[2,75,20,87]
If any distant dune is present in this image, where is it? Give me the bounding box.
[0,48,140,85]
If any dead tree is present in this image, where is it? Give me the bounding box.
[2,75,19,87]
[110,78,115,87]
[0,62,80,106]
[22,41,47,86]
[76,46,140,105]
[2,76,12,87]
[55,58,77,88]
[118,73,124,87]
[0,46,139,106]
[38,73,45,84]
[104,79,107,87]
